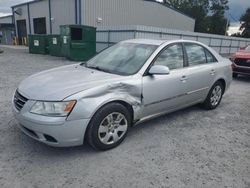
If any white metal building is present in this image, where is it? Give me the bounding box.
[11,0,195,44]
[0,15,13,24]
[0,15,15,44]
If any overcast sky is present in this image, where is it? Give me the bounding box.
[0,0,249,34]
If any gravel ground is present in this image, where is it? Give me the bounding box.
[0,46,250,188]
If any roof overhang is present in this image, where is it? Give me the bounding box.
[11,0,44,8]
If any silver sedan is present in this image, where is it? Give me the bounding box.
[12,39,232,150]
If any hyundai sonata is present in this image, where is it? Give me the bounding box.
[12,39,232,150]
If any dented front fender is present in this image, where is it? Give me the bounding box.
[66,75,143,121]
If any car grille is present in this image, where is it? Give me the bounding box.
[234,58,250,67]
[14,91,28,111]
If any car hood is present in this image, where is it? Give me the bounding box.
[18,64,127,101]
[234,50,250,59]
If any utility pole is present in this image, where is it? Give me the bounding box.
[225,11,229,36]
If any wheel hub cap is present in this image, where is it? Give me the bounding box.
[98,112,128,145]
[210,86,222,106]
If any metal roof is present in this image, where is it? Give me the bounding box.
[11,0,44,8]
[122,39,166,46]
[0,15,13,19]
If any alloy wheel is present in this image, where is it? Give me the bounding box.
[98,112,128,145]
[210,85,222,106]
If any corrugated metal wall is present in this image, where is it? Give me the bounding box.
[0,16,13,24]
[12,0,195,35]
[29,0,50,34]
[83,0,195,31]
[0,28,14,45]
[50,0,76,34]
[96,25,250,55]
[13,4,29,35]
[13,0,76,35]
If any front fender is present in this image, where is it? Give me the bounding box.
[66,79,143,121]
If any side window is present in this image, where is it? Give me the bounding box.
[185,43,206,66]
[205,49,217,63]
[154,44,184,70]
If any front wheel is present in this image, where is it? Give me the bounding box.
[86,103,131,150]
[202,81,224,110]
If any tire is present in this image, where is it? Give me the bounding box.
[233,73,238,78]
[202,81,224,110]
[86,102,131,150]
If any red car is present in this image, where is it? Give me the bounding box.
[231,44,250,77]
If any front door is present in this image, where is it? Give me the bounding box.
[142,43,188,117]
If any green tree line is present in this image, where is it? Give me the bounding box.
[161,0,250,38]
[162,0,229,35]
[231,8,250,38]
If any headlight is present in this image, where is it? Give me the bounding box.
[30,101,76,117]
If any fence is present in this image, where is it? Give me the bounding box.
[96,25,250,55]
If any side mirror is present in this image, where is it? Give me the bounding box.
[149,65,170,75]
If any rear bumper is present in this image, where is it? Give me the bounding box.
[232,64,250,75]
[12,100,90,147]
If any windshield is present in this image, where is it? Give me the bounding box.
[84,42,157,75]
[245,45,250,51]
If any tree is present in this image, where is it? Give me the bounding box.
[163,0,210,33]
[208,0,229,35]
[239,8,250,38]
[160,0,229,35]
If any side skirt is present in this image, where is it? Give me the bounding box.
[133,99,203,126]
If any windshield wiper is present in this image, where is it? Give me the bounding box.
[86,65,113,74]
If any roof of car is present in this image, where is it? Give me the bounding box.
[123,38,205,46]
[123,39,166,45]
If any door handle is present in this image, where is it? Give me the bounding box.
[180,75,188,82]
[210,69,216,75]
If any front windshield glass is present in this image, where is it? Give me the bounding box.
[245,45,250,50]
[84,42,157,75]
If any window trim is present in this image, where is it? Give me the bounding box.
[204,48,218,63]
[183,42,218,67]
[143,42,186,76]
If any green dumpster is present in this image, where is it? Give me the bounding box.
[29,34,49,54]
[48,35,62,56]
[60,25,96,61]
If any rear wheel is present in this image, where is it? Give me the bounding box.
[202,81,224,110]
[86,103,131,150]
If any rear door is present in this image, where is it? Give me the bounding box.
[183,43,218,103]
